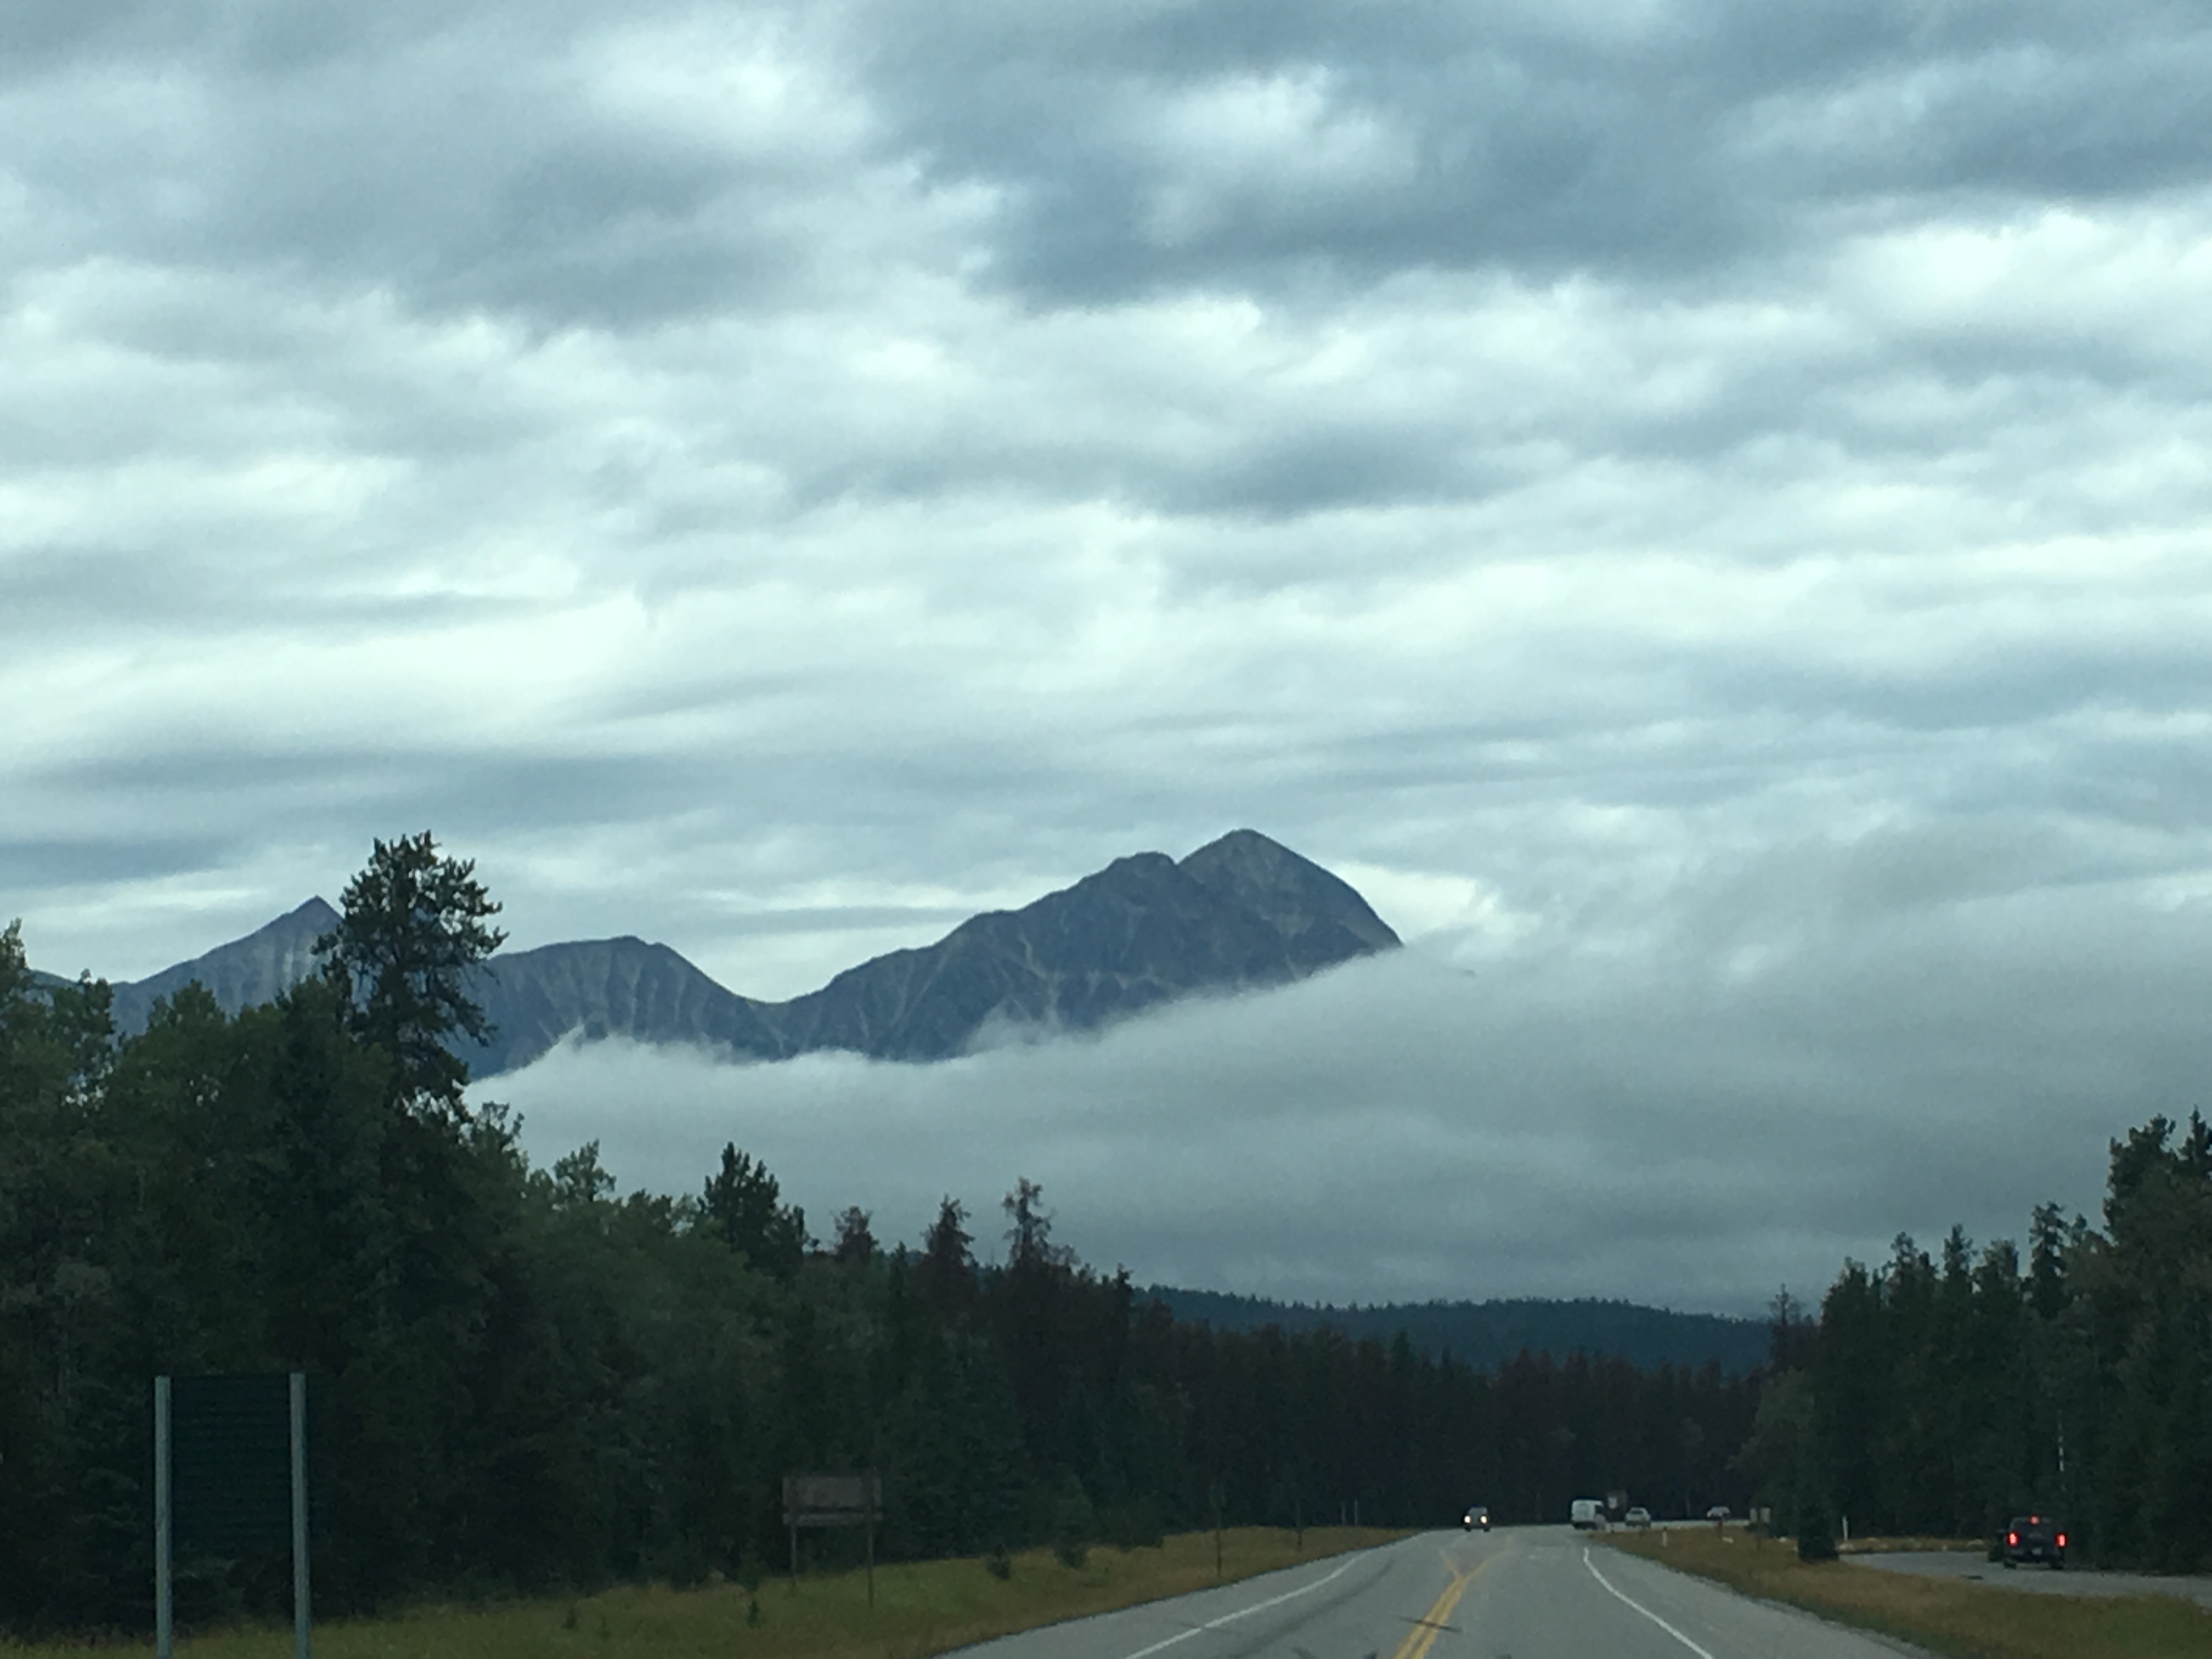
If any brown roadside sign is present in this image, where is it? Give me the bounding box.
[782,1472,882,1527]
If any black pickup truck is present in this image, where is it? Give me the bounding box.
[2002,1514,2067,1568]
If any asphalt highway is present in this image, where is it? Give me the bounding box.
[946,1526,1927,1659]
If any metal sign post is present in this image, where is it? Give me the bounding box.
[289,1374,311,1659]
[154,1378,173,1659]
[153,1373,311,1659]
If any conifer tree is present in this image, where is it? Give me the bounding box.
[317,832,505,1121]
[699,1143,808,1280]
[916,1196,975,1317]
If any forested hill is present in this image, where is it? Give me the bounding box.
[1147,1289,1770,1375]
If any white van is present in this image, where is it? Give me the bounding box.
[1570,1498,1605,1530]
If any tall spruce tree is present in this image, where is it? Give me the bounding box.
[316,832,505,1121]
[917,1197,975,1318]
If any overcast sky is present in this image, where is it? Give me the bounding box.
[10,0,2212,1313]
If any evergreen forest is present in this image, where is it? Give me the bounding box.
[1743,1112,2212,1571]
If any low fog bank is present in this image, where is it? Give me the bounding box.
[479,873,2212,1317]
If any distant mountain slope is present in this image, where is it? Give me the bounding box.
[71,830,1398,1075]
[108,898,339,1035]
[463,937,785,1076]
[757,832,1397,1062]
[1146,1287,1770,1376]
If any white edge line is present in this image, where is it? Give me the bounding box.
[1120,1550,1370,1659]
[1582,1545,1718,1659]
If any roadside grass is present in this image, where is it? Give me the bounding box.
[0,1528,1402,1659]
[1602,1527,2212,1659]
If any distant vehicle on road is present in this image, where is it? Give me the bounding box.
[1624,1506,1652,1528]
[1571,1498,1605,1530]
[1705,1504,1733,1522]
[1463,1505,1491,1532]
[2003,1514,2067,1569]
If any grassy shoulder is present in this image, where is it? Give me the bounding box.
[1600,1527,2212,1659]
[1836,1536,1985,1556]
[1,1528,1404,1659]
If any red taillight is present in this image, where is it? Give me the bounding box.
[2008,1531,2019,1545]
[2057,1533,2067,1548]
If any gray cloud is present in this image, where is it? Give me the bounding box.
[5,0,2211,1302]
[0,834,233,893]
[10,1,2207,331]
[852,0,2212,305]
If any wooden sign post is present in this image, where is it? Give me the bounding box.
[781,1474,883,1606]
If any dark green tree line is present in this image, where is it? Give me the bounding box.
[1738,1112,2212,1569]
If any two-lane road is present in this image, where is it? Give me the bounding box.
[949,1527,1927,1659]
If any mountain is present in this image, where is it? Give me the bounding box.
[467,828,1397,1070]
[1182,827,1400,961]
[751,829,1399,1062]
[66,830,1398,1075]
[1146,1288,1771,1376]
[108,898,340,1035]
[462,937,788,1076]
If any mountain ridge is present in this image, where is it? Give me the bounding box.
[47,830,1398,1075]
[1144,1286,1770,1375]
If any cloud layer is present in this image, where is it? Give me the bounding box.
[8,0,2212,1305]
[485,845,2212,1315]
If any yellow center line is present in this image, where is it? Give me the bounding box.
[1389,1550,1497,1659]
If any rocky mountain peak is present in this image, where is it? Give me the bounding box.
[1179,828,1400,956]
[109,896,340,1034]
